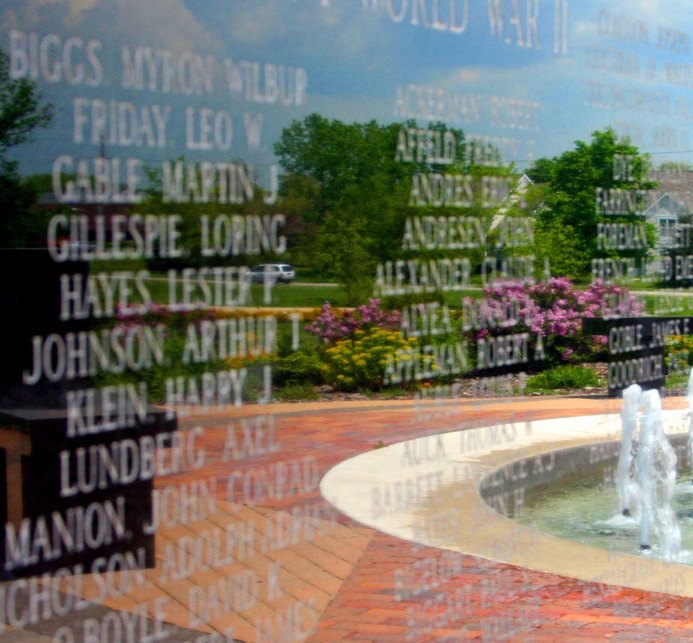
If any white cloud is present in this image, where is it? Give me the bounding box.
[588,0,693,39]
[1,0,223,53]
[228,4,287,48]
[456,69,481,83]
[2,0,690,172]
[226,2,400,69]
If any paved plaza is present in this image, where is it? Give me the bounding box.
[8,395,693,641]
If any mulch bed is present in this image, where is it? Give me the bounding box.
[272,363,619,403]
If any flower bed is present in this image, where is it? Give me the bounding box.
[465,278,643,366]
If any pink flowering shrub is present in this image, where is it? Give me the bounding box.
[306,298,401,344]
[466,278,643,365]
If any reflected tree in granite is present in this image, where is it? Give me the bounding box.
[0,48,53,248]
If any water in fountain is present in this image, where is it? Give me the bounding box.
[519,379,693,562]
[617,384,641,518]
[635,389,681,560]
[687,368,693,481]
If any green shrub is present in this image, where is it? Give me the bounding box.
[274,382,321,401]
[274,349,326,385]
[664,335,693,376]
[366,386,413,399]
[526,365,604,392]
[95,307,226,402]
[665,371,689,391]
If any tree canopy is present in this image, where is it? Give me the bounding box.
[527,128,655,278]
[274,114,414,302]
[0,48,53,248]
[274,114,502,302]
[0,49,52,157]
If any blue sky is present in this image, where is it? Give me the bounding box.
[2,0,691,179]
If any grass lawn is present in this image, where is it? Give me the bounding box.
[89,255,692,315]
[253,283,349,307]
[145,276,350,308]
[637,292,693,316]
[145,273,483,309]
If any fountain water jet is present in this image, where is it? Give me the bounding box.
[617,384,641,517]
[635,389,681,559]
[686,368,693,482]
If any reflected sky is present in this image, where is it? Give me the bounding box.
[1,0,691,177]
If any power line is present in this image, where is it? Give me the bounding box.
[504,150,693,166]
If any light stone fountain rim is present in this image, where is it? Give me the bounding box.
[320,409,693,597]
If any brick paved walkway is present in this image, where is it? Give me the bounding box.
[44,395,693,641]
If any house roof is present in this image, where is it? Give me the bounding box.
[646,170,693,213]
[643,192,688,219]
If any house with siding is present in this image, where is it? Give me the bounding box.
[643,170,693,249]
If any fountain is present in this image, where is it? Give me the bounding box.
[617,384,641,517]
[609,384,682,558]
[322,390,693,593]
[520,382,688,562]
[687,368,693,482]
[634,389,681,559]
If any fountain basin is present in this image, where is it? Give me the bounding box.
[514,442,693,561]
[481,434,692,519]
[320,409,693,596]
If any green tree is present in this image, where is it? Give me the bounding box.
[527,128,655,279]
[0,49,53,247]
[0,54,52,153]
[275,114,505,303]
[135,161,282,274]
[274,114,414,302]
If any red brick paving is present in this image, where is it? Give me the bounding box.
[159,396,693,641]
